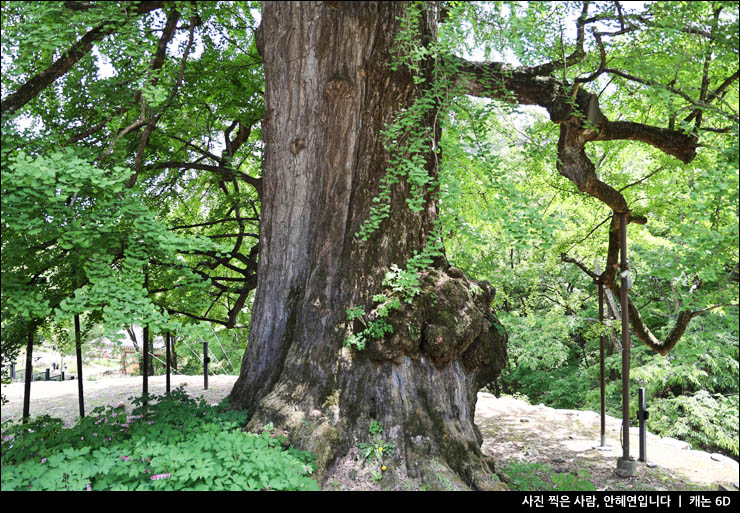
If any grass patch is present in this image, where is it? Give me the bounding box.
[499,460,597,491]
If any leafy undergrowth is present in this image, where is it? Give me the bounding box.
[0,386,319,491]
[499,460,597,492]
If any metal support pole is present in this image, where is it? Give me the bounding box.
[11,361,16,381]
[143,323,149,404]
[638,387,648,462]
[143,275,149,406]
[620,212,630,460]
[203,340,209,390]
[75,313,85,418]
[616,211,636,477]
[45,368,50,381]
[166,331,171,395]
[598,273,606,448]
[23,328,34,423]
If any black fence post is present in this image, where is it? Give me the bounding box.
[45,368,50,381]
[638,387,648,462]
[75,313,85,418]
[598,273,607,448]
[143,323,149,406]
[22,328,34,423]
[166,331,171,395]
[11,362,16,381]
[203,340,209,390]
[143,273,149,406]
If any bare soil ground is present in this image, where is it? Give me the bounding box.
[1,374,239,427]
[476,392,739,492]
[2,379,737,491]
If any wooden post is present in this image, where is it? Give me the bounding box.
[165,331,171,395]
[22,328,34,422]
[74,313,85,418]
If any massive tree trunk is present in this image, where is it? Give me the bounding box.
[228,1,507,490]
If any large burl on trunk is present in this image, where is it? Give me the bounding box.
[228,2,507,489]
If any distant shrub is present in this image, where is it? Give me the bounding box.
[648,391,739,458]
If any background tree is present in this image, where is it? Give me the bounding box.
[438,1,739,459]
[2,1,263,384]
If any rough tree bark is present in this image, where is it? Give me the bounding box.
[228,2,507,490]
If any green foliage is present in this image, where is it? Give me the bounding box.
[435,2,739,461]
[649,392,739,458]
[383,265,422,303]
[1,387,318,491]
[2,1,262,377]
[500,460,596,491]
[357,420,395,482]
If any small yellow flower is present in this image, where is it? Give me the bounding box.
[378,446,383,452]
[381,465,387,471]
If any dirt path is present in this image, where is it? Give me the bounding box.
[476,393,739,491]
[1,375,240,428]
[2,380,737,491]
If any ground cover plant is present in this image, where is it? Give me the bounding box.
[498,460,597,492]
[0,387,318,491]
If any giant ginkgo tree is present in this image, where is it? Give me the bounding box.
[226,0,737,489]
[2,1,737,489]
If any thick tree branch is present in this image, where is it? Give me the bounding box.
[624,299,737,356]
[564,220,735,356]
[596,121,697,163]
[452,49,704,352]
[453,54,700,217]
[130,8,183,184]
[1,1,165,119]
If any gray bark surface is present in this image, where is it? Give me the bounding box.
[229,2,507,489]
